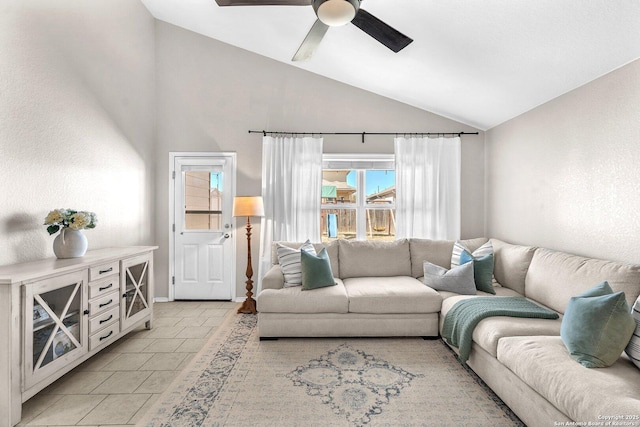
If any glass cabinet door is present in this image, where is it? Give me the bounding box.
[24,270,88,389]
[121,253,152,331]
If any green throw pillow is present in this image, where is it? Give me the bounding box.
[560,281,636,368]
[459,250,495,294]
[301,248,336,290]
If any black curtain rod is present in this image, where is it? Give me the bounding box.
[248,130,478,143]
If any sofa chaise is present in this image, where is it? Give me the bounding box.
[257,237,640,426]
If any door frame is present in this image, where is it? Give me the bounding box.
[168,152,237,302]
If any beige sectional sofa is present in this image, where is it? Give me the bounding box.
[257,237,640,426]
[259,237,487,338]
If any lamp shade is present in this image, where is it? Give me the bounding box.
[233,196,265,218]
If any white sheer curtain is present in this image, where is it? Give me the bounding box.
[394,135,461,240]
[258,135,323,286]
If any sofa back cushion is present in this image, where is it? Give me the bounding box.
[525,247,640,314]
[409,237,488,278]
[271,240,339,277]
[490,238,536,295]
[338,239,411,279]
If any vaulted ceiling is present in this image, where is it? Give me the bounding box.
[141,0,640,130]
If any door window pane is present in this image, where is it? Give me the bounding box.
[33,283,81,368]
[124,261,149,319]
[184,171,223,230]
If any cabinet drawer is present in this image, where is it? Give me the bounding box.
[89,322,119,350]
[88,277,118,299]
[89,261,119,282]
[89,305,119,335]
[89,290,119,315]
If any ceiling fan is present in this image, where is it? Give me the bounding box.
[214,0,413,61]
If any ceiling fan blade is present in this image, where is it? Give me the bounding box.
[215,0,312,6]
[292,19,330,62]
[351,9,413,53]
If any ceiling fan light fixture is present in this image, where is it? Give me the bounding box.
[315,0,358,27]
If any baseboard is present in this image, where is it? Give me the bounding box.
[154,297,170,303]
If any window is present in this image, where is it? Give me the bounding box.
[321,154,395,242]
[183,171,223,230]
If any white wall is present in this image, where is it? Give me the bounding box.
[0,0,156,265]
[486,58,640,263]
[154,22,485,299]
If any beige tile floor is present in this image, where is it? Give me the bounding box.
[18,301,239,427]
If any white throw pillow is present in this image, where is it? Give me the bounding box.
[276,240,316,287]
[423,261,476,295]
[625,295,640,369]
[451,240,493,268]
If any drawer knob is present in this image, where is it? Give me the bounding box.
[84,309,90,316]
[98,283,113,292]
[99,330,114,341]
[99,299,113,308]
[99,267,113,274]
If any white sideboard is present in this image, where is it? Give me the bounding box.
[0,246,157,426]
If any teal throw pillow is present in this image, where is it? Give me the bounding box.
[560,281,636,368]
[301,248,336,290]
[459,250,495,294]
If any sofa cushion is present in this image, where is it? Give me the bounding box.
[343,276,442,314]
[423,261,476,295]
[409,238,456,276]
[301,248,336,291]
[272,241,339,278]
[497,336,640,422]
[439,291,561,357]
[490,238,536,295]
[257,278,348,314]
[525,247,640,314]
[561,282,635,368]
[338,239,411,279]
[408,237,489,278]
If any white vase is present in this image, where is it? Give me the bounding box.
[53,228,88,259]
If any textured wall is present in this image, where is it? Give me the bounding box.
[154,22,484,299]
[0,0,156,265]
[486,58,640,263]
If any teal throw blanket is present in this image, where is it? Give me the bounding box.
[441,297,559,363]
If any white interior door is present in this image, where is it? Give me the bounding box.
[172,154,235,300]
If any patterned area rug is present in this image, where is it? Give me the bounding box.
[137,312,524,427]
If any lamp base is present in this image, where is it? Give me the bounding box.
[237,296,257,314]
